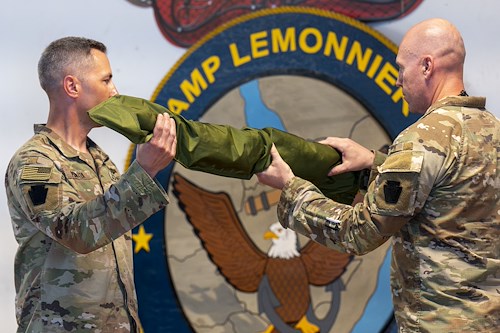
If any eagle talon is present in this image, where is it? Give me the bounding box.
[260,324,275,333]
[295,316,320,333]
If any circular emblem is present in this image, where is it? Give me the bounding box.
[131,7,419,333]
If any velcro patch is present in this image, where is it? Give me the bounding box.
[21,166,52,181]
[28,185,48,206]
[371,149,423,217]
[388,141,413,154]
[383,180,402,204]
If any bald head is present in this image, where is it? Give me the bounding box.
[401,18,465,71]
[396,18,467,114]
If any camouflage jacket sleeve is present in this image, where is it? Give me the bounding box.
[276,117,441,254]
[276,98,478,255]
[277,177,391,255]
[369,151,387,184]
[8,155,169,254]
[359,150,387,195]
[276,144,425,254]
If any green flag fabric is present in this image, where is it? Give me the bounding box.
[88,95,359,204]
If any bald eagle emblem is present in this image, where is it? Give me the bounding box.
[172,173,352,333]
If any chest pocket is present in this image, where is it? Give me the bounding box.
[59,165,104,201]
[372,149,424,217]
[19,165,62,216]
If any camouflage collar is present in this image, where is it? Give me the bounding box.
[424,96,486,117]
[33,124,105,162]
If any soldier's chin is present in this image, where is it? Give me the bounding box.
[408,106,425,115]
[404,99,418,114]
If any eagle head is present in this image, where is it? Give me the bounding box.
[264,222,300,259]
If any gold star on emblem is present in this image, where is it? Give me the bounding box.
[132,225,153,253]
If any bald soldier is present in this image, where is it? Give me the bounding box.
[257,18,499,333]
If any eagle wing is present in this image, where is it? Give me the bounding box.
[300,240,352,286]
[172,173,268,292]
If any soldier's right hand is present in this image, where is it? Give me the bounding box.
[136,113,177,178]
[318,137,374,176]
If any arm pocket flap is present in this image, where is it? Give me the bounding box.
[19,166,62,214]
[372,150,424,216]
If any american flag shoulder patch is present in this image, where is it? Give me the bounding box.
[21,166,52,181]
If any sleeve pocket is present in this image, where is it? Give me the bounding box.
[20,171,62,216]
[372,150,424,217]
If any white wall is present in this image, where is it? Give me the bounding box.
[0,1,498,331]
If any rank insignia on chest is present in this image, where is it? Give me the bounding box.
[383,180,402,204]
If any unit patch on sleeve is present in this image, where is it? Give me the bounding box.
[383,180,402,204]
[28,185,49,206]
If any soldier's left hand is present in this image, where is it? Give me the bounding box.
[257,144,295,189]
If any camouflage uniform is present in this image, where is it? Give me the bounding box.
[5,125,169,332]
[277,96,499,332]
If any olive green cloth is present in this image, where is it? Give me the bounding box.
[88,95,359,204]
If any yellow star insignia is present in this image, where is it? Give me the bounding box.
[132,225,153,253]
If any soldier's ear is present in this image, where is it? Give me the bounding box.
[421,56,433,77]
[63,75,80,98]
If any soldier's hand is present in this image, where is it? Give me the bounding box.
[136,113,177,178]
[319,137,374,176]
[257,144,295,189]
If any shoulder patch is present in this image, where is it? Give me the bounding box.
[28,185,49,206]
[383,180,402,204]
[21,166,52,181]
[388,141,413,154]
[371,149,424,217]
